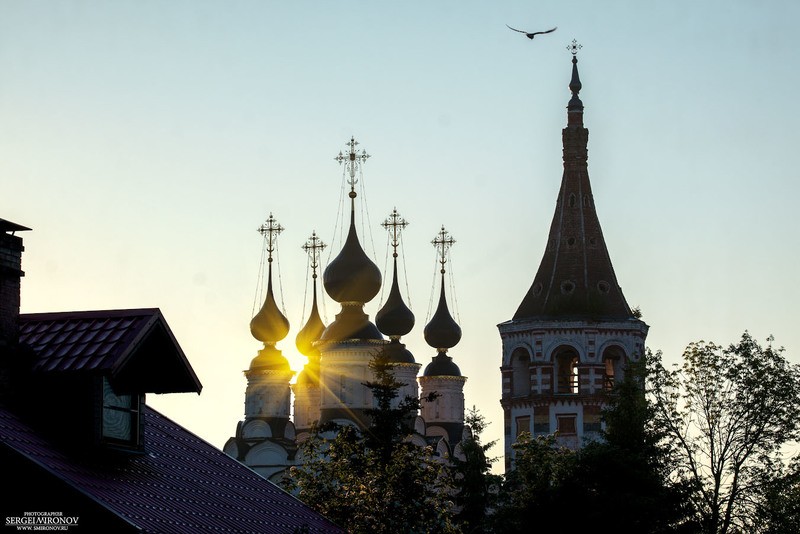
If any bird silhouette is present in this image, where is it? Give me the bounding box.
[506,25,557,39]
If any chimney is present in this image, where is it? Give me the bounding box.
[0,218,30,349]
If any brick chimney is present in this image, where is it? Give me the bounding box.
[0,218,30,348]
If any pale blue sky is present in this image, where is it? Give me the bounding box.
[2,1,798,472]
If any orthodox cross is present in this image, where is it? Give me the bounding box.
[257,213,283,263]
[302,231,326,279]
[567,39,582,56]
[432,226,456,274]
[334,136,370,193]
[382,208,409,258]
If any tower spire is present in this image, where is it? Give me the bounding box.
[513,42,633,321]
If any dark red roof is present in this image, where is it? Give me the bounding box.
[0,404,343,533]
[19,309,202,394]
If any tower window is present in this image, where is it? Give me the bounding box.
[602,347,627,391]
[556,414,577,435]
[568,193,576,207]
[532,283,543,296]
[566,237,576,247]
[516,416,531,437]
[555,350,579,394]
[511,348,531,397]
[597,281,610,294]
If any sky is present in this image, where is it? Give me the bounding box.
[2,1,799,474]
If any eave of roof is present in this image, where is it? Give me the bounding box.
[19,308,202,394]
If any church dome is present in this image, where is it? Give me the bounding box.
[423,284,462,350]
[323,211,382,304]
[376,262,415,337]
[382,338,415,364]
[295,295,325,356]
[250,278,290,345]
[423,352,461,377]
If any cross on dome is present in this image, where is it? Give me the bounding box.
[382,208,409,258]
[257,213,284,263]
[334,136,370,193]
[432,226,455,274]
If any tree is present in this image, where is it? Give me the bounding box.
[489,432,577,533]
[491,359,697,534]
[648,332,800,534]
[283,353,457,534]
[573,359,699,534]
[451,406,502,533]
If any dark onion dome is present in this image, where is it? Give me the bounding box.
[295,291,325,386]
[248,344,290,371]
[323,211,382,304]
[295,294,326,357]
[382,338,415,364]
[249,275,290,345]
[423,283,462,350]
[319,303,384,342]
[375,261,415,337]
[424,352,461,377]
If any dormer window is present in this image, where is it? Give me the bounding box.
[101,377,142,450]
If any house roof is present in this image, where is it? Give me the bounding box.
[0,403,343,533]
[19,309,202,394]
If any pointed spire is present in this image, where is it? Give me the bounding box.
[296,231,327,386]
[424,226,461,376]
[514,42,633,321]
[249,213,290,370]
[567,39,584,124]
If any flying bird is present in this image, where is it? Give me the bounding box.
[506,25,557,40]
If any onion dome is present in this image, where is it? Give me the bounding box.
[382,339,415,364]
[376,262,415,337]
[296,232,327,385]
[248,214,290,371]
[296,296,325,356]
[250,275,290,345]
[376,209,415,338]
[323,204,382,304]
[423,225,462,377]
[319,303,383,341]
[424,352,461,377]
[423,282,462,351]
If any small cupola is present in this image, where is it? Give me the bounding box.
[248,214,290,372]
[423,226,462,377]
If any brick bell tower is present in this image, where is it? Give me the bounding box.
[497,42,648,471]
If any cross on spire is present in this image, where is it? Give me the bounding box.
[257,213,284,263]
[334,136,370,192]
[432,226,456,274]
[567,39,582,56]
[382,208,409,258]
[302,231,326,279]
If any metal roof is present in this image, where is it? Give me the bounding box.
[19,309,202,394]
[0,404,343,533]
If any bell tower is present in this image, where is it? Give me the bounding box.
[497,42,649,470]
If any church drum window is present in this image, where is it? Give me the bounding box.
[511,347,532,397]
[555,349,579,394]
